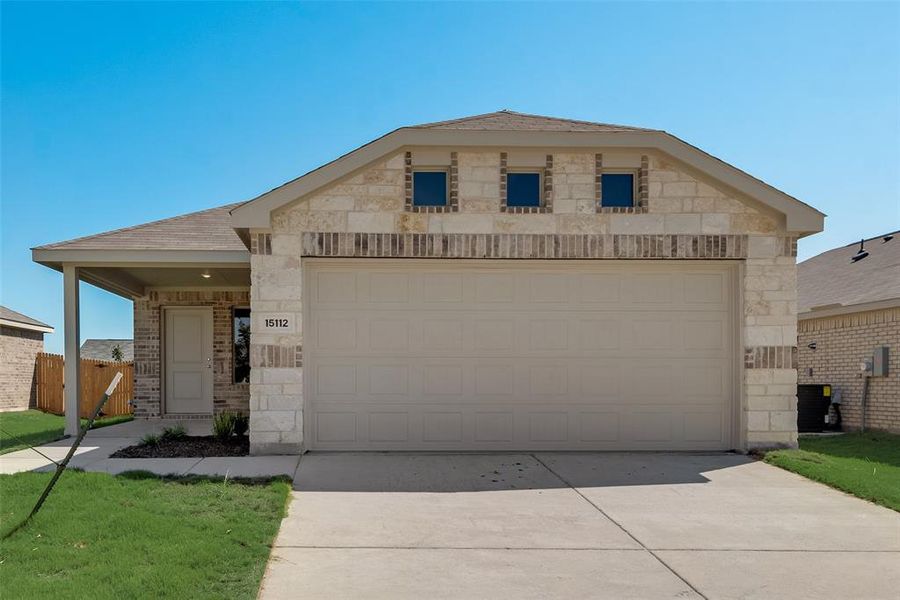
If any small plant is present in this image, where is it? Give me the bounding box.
[111,345,125,362]
[160,424,187,441]
[233,413,249,437]
[139,433,160,447]
[213,412,237,441]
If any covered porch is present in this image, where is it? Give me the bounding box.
[32,205,252,435]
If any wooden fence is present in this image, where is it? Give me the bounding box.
[35,353,134,417]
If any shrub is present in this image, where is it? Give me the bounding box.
[233,413,249,437]
[139,433,160,447]
[213,412,237,441]
[161,424,187,441]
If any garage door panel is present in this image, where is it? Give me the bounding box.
[306,260,734,451]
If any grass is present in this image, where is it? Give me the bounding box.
[765,431,900,512]
[0,410,135,455]
[0,470,291,599]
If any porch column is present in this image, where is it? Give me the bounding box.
[63,264,81,436]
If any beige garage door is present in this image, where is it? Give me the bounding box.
[304,259,736,451]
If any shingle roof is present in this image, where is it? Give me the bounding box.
[80,339,134,362]
[410,110,658,132]
[0,306,52,330]
[798,231,900,314]
[34,203,246,251]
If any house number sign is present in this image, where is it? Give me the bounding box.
[259,313,295,333]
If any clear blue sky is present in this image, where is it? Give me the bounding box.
[2,2,899,354]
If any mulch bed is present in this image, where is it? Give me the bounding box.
[111,436,249,458]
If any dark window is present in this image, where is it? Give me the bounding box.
[413,171,447,206]
[507,172,541,207]
[233,308,250,384]
[601,173,635,207]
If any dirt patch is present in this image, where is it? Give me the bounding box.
[111,436,249,458]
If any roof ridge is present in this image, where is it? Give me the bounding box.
[34,202,242,250]
[411,110,659,132]
[842,229,900,247]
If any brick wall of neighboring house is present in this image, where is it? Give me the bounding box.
[247,150,800,454]
[0,325,43,412]
[798,307,900,432]
[133,290,250,418]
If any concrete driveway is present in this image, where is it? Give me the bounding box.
[260,453,900,600]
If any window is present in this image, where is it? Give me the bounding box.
[601,173,635,208]
[507,172,542,207]
[413,171,448,206]
[233,308,250,384]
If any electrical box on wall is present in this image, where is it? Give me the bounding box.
[873,346,890,377]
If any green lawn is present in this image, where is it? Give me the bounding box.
[0,410,134,455]
[0,471,291,599]
[765,432,900,512]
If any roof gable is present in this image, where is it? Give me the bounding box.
[231,111,824,234]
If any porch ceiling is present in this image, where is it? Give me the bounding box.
[33,248,250,299]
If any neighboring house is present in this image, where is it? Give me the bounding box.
[80,339,135,362]
[0,306,54,412]
[32,111,825,452]
[798,232,899,432]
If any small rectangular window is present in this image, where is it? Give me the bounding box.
[507,172,542,207]
[601,173,635,208]
[413,171,448,206]
[233,308,250,384]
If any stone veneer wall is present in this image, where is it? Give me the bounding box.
[133,290,250,418]
[798,307,900,432]
[248,150,800,454]
[0,326,43,412]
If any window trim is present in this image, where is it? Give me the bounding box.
[411,167,450,208]
[505,168,544,208]
[600,169,638,209]
[232,306,251,385]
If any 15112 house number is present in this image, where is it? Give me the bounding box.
[259,313,294,333]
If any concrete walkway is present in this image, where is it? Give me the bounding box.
[0,418,299,478]
[260,452,900,600]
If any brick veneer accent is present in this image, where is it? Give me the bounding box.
[404,151,459,213]
[133,290,250,417]
[745,345,798,369]
[250,233,272,255]
[798,307,899,432]
[300,232,747,260]
[0,326,42,411]
[252,344,302,368]
[780,236,798,257]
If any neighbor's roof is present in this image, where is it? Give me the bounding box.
[231,110,825,233]
[411,111,658,132]
[80,339,134,362]
[0,306,54,333]
[34,203,246,252]
[798,231,900,317]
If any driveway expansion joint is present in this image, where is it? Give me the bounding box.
[530,453,710,600]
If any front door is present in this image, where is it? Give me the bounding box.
[164,307,214,415]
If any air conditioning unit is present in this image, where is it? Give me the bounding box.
[797,385,833,433]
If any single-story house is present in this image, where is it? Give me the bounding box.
[0,306,54,412]
[80,339,135,362]
[32,111,824,452]
[798,232,899,432]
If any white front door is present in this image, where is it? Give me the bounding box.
[165,307,214,415]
